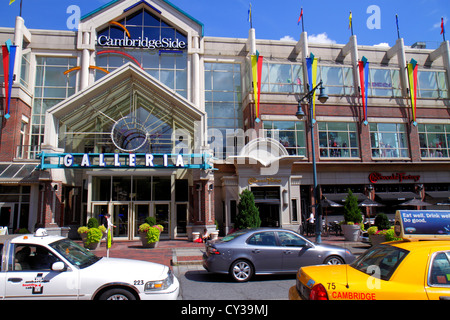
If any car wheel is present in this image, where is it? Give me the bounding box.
[99,288,136,300]
[324,256,344,265]
[230,259,254,282]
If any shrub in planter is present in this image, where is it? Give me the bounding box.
[343,190,362,224]
[236,189,261,230]
[138,223,164,247]
[77,226,89,234]
[87,217,99,229]
[85,227,103,250]
[374,213,390,230]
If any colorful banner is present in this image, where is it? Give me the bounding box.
[306,54,318,119]
[2,42,16,120]
[407,59,418,125]
[358,56,369,124]
[251,53,263,123]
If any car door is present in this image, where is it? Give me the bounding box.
[277,231,323,272]
[246,231,282,273]
[4,244,78,300]
[425,251,450,300]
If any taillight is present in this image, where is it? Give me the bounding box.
[208,247,220,255]
[309,283,328,300]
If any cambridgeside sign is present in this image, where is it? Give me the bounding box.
[97,35,187,50]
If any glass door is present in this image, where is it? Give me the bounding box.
[154,203,170,238]
[113,204,129,238]
[134,203,151,237]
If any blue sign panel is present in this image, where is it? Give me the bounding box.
[396,210,450,237]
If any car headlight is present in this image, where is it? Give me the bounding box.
[144,269,174,292]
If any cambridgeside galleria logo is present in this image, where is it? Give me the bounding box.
[97,35,187,50]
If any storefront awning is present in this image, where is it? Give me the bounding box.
[0,164,40,183]
[425,191,450,200]
[322,193,368,203]
[375,192,418,201]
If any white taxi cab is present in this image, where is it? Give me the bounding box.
[0,229,179,300]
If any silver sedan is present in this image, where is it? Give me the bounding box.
[203,228,356,282]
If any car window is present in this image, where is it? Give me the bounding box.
[277,231,307,247]
[350,245,408,281]
[11,245,60,271]
[429,252,450,286]
[50,239,100,269]
[247,232,277,246]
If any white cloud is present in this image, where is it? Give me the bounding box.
[279,35,296,42]
[307,32,336,44]
[373,42,390,47]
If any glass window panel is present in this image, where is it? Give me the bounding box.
[213,72,234,91]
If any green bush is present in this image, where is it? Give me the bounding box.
[87,217,99,229]
[367,226,378,235]
[145,216,157,226]
[146,226,160,244]
[343,189,362,224]
[374,213,390,230]
[77,226,89,234]
[85,227,102,245]
[236,189,261,230]
[384,227,402,242]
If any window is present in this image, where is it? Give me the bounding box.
[261,63,303,93]
[370,123,409,158]
[417,70,448,99]
[33,56,77,152]
[263,121,306,156]
[247,232,277,246]
[419,124,450,158]
[318,65,354,96]
[277,231,306,247]
[20,51,31,89]
[318,122,359,158]
[205,63,242,159]
[368,68,401,97]
[12,245,60,271]
[429,252,450,286]
[95,8,188,97]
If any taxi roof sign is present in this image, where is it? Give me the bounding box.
[395,210,450,241]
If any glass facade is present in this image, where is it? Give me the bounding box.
[419,123,450,158]
[205,62,242,159]
[261,62,304,93]
[33,56,77,153]
[370,123,409,158]
[263,121,306,156]
[318,122,359,158]
[417,70,448,99]
[318,65,354,96]
[368,68,402,97]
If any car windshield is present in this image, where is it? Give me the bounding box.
[221,230,249,242]
[50,239,101,269]
[350,244,409,281]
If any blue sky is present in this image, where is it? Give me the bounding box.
[1,0,449,48]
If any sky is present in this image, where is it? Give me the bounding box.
[1,0,449,48]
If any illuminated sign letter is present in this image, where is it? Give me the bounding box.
[63,154,73,167]
[176,154,184,167]
[145,154,154,167]
[114,154,121,167]
[99,154,106,167]
[81,154,90,167]
[163,154,168,167]
[129,153,136,167]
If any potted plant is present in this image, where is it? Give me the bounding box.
[368,225,402,246]
[138,223,164,248]
[77,226,89,242]
[85,227,103,250]
[341,189,363,241]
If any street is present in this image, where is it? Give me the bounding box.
[174,265,296,300]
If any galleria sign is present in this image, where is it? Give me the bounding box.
[97,35,187,50]
[368,172,421,184]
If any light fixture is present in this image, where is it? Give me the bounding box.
[295,100,306,120]
[318,83,329,103]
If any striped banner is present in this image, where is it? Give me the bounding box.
[306,54,318,118]
[358,56,369,124]
[407,59,418,125]
[251,53,263,123]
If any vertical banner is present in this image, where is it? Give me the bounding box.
[2,42,16,120]
[358,56,369,125]
[251,53,263,123]
[306,54,318,119]
[407,59,418,126]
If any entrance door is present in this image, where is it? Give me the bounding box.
[0,206,12,230]
[113,204,129,238]
[154,203,170,238]
[134,203,151,237]
[256,203,280,227]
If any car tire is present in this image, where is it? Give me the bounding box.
[230,259,254,282]
[99,288,136,300]
[324,256,345,265]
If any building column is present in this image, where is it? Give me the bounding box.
[188,172,215,240]
[40,181,62,228]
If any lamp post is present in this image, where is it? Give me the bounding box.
[296,80,328,244]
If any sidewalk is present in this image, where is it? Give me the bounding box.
[86,234,371,271]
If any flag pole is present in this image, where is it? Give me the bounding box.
[19,0,23,17]
[396,14,400,39]
[349,11,353,36]
[442,17,446,42]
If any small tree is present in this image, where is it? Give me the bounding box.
[374,213,390,230]
[343,189,362,224]
[235,189,261,230]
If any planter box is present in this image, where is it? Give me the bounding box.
[369,234,386,247]
[139,232,159,248]
[85,241,101,250]
[341,224,361,242]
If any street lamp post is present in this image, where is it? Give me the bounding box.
[296,80,328,244]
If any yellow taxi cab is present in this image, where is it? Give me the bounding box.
[289,210,450,300]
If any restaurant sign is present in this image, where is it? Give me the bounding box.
[37,152,213,170]
[368,172,421,184]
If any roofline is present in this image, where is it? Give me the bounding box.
[81,0,204,37]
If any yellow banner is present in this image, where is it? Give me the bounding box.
[251,55,259,114]
[312,58,318,118]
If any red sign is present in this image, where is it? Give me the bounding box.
[368,172,421,184]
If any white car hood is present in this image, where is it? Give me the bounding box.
[86,257,168,280]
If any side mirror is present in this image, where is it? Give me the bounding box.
[51,261,66,272]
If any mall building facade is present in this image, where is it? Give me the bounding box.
[0,0,449,240]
